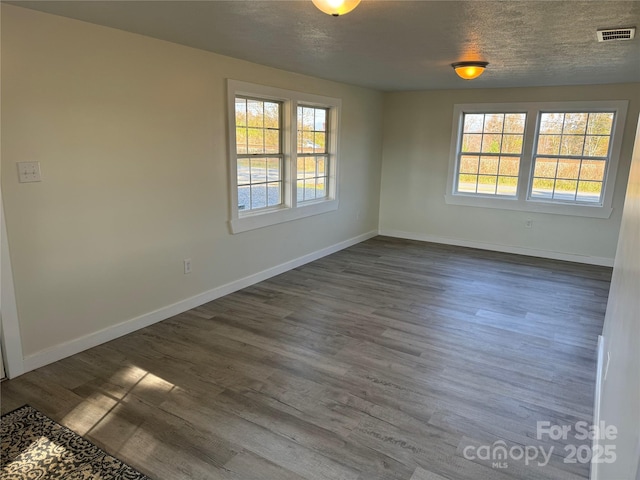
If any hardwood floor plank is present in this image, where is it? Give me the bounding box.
[1,237,610,479]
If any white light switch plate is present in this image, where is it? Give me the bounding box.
[17,162,42,183]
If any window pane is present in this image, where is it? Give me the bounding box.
[247,99,264,127]
[235,98,247,127]
[302,132,315,153]
[237,159,250,185]
[457,112,525,198]
[577,181,603,203]
[587,113,614,135]
[557,159,580,179]
[479,156,499,175]
[315,109,327,131]
[316,177,327,198]
[477,175,497,194]
[266,182,281,207]
[305,157,316,178]
[264,102,279,128]
[314,132,326,153]
[537,135,561,155]
[580,160,606,182]
[483,114,504,133]
[250,158,267,183]
[584,135,610,157]
[298,106,328,159]
[247,128,264,154]
[264,129,279,154]
[562,113,588,135]
[463,114,485,133]
[458,174,478,193]
[238,185,250,210]
[501,135,523,154]
[553,180,577,200]
[498,157,520,176]
[267,158,280,181]
[302,107,314,130]
[560,135,585,156]
[462,134,482,153]
[460,155,479,174]
[534,158,558,178]
[531,178,554,199]
[539,113,564,134]
[304,179,316,200]
[236,127,247,154]
[250,184,267,209]
[504,114,526,134]
[296,155,327,203]
[481,134,502,153]
[317,157,326,176]
[497,176,518,196]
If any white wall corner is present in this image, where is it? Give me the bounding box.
[21,230,378,373]
[590,335,605,480]
[1,195,25,378]
[378,229,615,267]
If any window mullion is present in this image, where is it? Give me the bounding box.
[518,107,538,204]
[289,100,297,209]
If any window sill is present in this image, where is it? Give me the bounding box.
[444,193,613,219]
[230,198,339,233]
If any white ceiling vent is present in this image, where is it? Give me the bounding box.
[597,27,636,42]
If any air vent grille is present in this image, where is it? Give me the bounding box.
[597,27,636,42]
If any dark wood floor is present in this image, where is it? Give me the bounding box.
[1,237,612,480]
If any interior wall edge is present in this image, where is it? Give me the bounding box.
[0,193,25,379]
[378,229,615,267]
[590,334,605,480]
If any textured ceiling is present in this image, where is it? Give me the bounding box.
[10,0,640,91]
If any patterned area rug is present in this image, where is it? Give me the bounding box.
[1,405,152,479]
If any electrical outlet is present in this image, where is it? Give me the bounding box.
[17,162,42,183]
[525,219,533,228]
[183,258,192,274]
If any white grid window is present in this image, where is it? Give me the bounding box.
[235,97,283,211]
[456,113,526,196]
[297,106,329,203]
[228,80,341,233]
[446,101,628,218]
[531,112,615,204]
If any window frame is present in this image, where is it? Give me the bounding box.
[297,104,331,204]
[445,101,628,218]
[227,80,340,233]
[235,95,285,212]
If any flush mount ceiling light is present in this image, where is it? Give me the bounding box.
[312,0,361,16]
[451,61,489,80]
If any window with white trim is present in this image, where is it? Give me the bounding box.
[446,101,628,218]
[456,112,526,196]
[228,80,340,233]
[235,97,283,211]
[297,105,329,203]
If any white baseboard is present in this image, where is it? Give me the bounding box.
[378,229,614,267]
[591,335,605,480]
[22,230,378,373]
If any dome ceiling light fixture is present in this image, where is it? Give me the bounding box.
[312,0,361,16]
[451,61,489,80]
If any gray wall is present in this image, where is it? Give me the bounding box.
[1,5,384,359]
